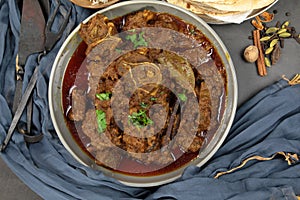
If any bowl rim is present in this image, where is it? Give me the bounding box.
[49,0,238,187]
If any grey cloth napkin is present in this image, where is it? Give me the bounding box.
[0,0,300,199]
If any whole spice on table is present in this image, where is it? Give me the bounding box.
[247,11,300,76]
[253,29,267,76]
[243,45,259,63]
[271,43,280,65]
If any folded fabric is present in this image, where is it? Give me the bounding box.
[0,0,300,199]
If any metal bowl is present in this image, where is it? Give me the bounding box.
[49,0,238,187]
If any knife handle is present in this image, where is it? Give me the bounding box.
[16,55,24,81]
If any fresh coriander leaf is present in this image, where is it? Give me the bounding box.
[140,102,148,109]
[125,31,148,49]
[96,92,111,101]
[128,109,153,128]
[135,32,148,48]
[178,93,187,102]
[189,28,195,35]
[125,34,137,43]
[150,97,157,101]
[96,110,107,133]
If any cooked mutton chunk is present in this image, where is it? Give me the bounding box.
[67,88,86,121]
[79,14,118,54]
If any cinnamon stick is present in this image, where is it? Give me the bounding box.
[253,30,267,76]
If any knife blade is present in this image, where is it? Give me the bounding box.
[38,0,50,21]
[12,0,46,114]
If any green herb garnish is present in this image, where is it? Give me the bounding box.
[128,110,153,128]
[178,93,187,102]
[96,92,111,101]
[96,110,107,133]
[189,28,195,35]
[125,31,148,48]
[150,97,157,101]
[140,102,148,109]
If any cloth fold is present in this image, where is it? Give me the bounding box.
[0,0,300,199]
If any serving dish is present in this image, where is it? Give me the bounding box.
[49,0,238,187]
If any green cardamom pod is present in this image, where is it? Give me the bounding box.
[281,21,290,28]
[270,39,279,48]
[277,28,287,34]
[279,32,291,38]
[265,47,274,54]
[266,27,279,34]
[260,36,272,42]
[264,57,271,67]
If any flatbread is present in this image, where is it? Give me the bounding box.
[167,0,244,16]
[190,0,238,5]
[203,0,276,12]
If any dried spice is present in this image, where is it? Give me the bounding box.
[260,36,272,42]
[253,30,267,76]
[281,21,290,28]
[244,45,259,63]
[264,57,271,67]
[293,34,300,44]
[265,47,274,55]
[258,11,274,22]
[271,43,280,65]
[265,27,279,34]
[279,32,291,38]
[247,11,300,76]
[251,18,264,30]
[270,39,278,48]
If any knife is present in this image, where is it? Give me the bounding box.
[38,0,50,21]
[12,0,46,114]
[1,0,71,152]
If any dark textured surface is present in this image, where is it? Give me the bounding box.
[211,0,300,107]
[0,0,299,199]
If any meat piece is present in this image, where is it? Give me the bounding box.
[82,109,98,141]
[154,13,179,30]
[123,133,147,153]
[142,149,174,165]
[87,75,100,100]
[122,10,156,31]
[95,147,122,169]
[188,136,204,152]
[68,88,86,121]
[122,51,151,63]
[182,47,210,67]
[198,81,212,131]
[196,59,225,129]
[144,28,176,50]
[79,14,117,45]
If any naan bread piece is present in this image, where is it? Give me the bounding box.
[167,0,244,16]
[203,0,275,12]
[190,0,238,4]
